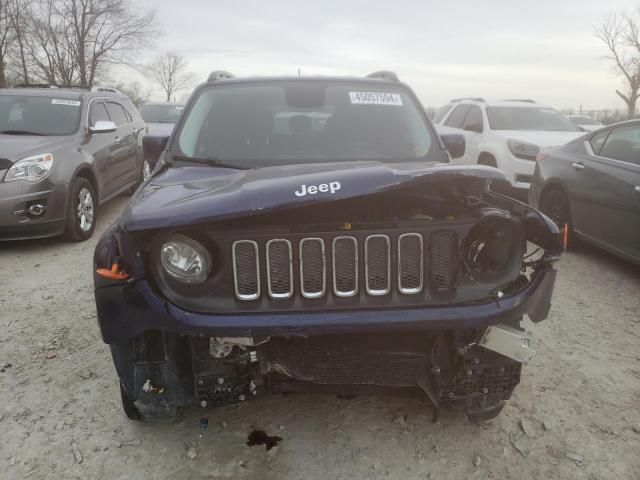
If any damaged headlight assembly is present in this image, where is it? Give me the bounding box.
[160,234,212,284]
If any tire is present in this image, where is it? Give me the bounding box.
[120,383,141,420]
[478,153,497,167]
[539,188,571,231]
[466,400,506,423]
[119,382,178,422]
[64,177,97,241]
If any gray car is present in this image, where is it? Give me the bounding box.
[138,102,184,177]
[0,86,146,241]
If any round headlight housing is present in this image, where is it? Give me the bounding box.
[160,234,212,284]
[462,214,524,284]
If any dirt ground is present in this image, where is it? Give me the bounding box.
[0,194,639,480]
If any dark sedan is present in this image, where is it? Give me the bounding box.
[530,120,640,265]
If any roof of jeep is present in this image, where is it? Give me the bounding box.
[0,87,126,100]
[205,74,405,86]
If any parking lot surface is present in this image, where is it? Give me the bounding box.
[0,195,639,480]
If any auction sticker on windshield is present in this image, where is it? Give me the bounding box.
[51,99,81,106]
[349,92,403,106]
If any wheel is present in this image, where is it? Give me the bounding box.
[466,400,506,423]
[120,383,141,420]
[539,188,571,231]
[478,153,497,167]
[64,177,97,241]
[119,381,177,422]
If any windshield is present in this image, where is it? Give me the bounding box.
[568,116,600,126]
[175,81,434,166]
[140,104,184,123]
[486,106,580,132]
[0,95,82,135]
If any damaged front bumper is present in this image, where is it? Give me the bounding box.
[95,266,556,344]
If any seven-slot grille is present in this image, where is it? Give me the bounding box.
[232,231,457,301]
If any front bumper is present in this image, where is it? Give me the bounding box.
[95,267,557,344]
[0,179,68,240]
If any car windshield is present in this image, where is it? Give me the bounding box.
[568,116,600,125]
[486,106,580,132]
[0,94,82,135]
[175,81,434,166]
[139,104,184,123]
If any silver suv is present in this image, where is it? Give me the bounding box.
[0,86,146,241]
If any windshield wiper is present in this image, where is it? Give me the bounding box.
[169,154,251,170]
[0,130,45,136]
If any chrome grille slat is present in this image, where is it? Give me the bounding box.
[299,238,326,298]
[365,235,390,295]
[266,239,293,299]
[232,240,260,300]
[398,233,424,294]
[332,236,358,297]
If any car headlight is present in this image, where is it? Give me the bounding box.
[507,139,539,161]
[462,214,524,284]
[160,234,212,284]
[4,153,54,182]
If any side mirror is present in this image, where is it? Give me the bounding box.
[463,122,483,134]
[441,133,465,159]
[89,120,117,134]
[142,135,170,164]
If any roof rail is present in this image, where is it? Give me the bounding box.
[14,83,59,89]
[91,86,121,94]
[207,71,235,82]
[451,97,485,103]
[502,98,536,103]
[366,71,399,82]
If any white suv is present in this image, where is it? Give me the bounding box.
[434,99,585,196]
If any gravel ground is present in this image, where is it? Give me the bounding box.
[1,195,639,480]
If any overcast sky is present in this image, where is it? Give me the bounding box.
[131,0,637,110]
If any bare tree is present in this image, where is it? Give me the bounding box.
[147,51,195,101]
[58,0,158,87]
[596,10,640,119]
[0,0,13,87]
[112,80,150,107]
[7,0,32,84]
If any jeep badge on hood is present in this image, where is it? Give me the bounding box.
[295,181,341,197]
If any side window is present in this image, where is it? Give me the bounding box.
[589,130,610,155]
[598,125,640,165]
[89,101,110,126]
[462,106,483,132]
[105,102,128,126]
[444,105,471,129]
[433,105,453,124]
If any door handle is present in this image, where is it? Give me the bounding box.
[571,162,585,171]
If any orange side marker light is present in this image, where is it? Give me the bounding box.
[562,223,569,253]
[96,263,129,281]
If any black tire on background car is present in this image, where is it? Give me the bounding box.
[64,177,97,241]
[478,153,497,167]
[539,188,572,232]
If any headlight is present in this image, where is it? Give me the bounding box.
[507,139,539,161]
[4,153,54,182]
[462,214,524,283]
[160,234,212,284]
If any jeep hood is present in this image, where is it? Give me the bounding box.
[120,161,506,232]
